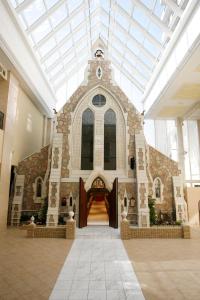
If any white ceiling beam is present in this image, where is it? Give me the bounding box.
[115,3,163,50]
[15,0,38,12]
[164,0,183,16]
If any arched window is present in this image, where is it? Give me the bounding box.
[36,178,42,197]
[153,177,163,202]
[81,108,94,170]
[104,109,116,170]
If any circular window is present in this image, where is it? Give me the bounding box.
[92,94,106,107]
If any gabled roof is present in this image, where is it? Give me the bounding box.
[8,0,189,111]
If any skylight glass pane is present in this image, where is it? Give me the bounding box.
[100,0,110,12]
[22,0,45,26]
[143,39,160,57]
[154,0,166,19]
[76,40,87,52]
[71,12,84,30]
[123,63,133,75]
[31,20,51,43]
[132,7,150,29]
[50,64,63,77]
[64,52,75,64]
[139,52,154,70]
[50,4,68,28]
[101,13,109,27]
[148,22,163,42]
[55,25,70,43]
[45,0,59,9]
[45,52,60,68]
[68,0,83,14]
[10,0,17,8]
[73,27,86,43]
[60,39,73,55]
[117,0,132,15]
[130,26,145,44]
[127,40,140,56]
[39,37,56,57]
[141,0,154,10]
[114,29,127,44]
[135,63,151,80]
[116,12,129,30]
[124,52,136,67]
[112,41,124,55]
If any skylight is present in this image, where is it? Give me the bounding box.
[8,0,189,111]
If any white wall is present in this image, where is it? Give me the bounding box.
[12,88,43,165]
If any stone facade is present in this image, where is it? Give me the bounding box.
[13,44,187,227]
[11,145,50,225]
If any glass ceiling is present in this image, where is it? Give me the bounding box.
[8,0,189,111]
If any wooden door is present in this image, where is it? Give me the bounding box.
[108,178,118,228]
[79,177,87,228]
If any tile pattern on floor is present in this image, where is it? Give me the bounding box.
[49,226,145,300]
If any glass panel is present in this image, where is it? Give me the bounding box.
[132,7,150,29]
[31,20,51,43]
[45,0,59,9]
[45,52,60,68]
[104,109,116,170]
[22,0,45,26]
[38,37,56,57]
[81,109,94,170]
[50,4,68,28]
[117,0,132,14]
[68,0,83,14]
[55,25,70,42]
[92,94,106,107]
[71,12,84,30]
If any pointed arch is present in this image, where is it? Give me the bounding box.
[104,109,116,170]
[81,108,94,170]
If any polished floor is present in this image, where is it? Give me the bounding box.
[0,228,72,300]
[124,227,200,300]
[87,200,109,225]
[1,227,200,300]
[49,226,145,300]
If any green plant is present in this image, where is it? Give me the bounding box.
[38,197,48,224]
[148,197,157,225]
[175,220,182,226]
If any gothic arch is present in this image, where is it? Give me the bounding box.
[85,170,112,192]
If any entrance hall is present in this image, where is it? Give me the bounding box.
[87,194,109,225]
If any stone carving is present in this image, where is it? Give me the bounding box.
[53,147,59,168]
[176,187,181,197]
[50,183,57,207]
[138,148,144,170]
[92,177,105,189]
[16,186,21,196]
[139,183,146,208]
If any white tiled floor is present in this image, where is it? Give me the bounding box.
[49,226,145,300]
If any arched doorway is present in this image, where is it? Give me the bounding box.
[79,177,118,228]
[87,177,109,225]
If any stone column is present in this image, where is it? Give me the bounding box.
[11,175,25,226]
[172,176,188,222]
[46,129,63,226]
[135,133,150,227]
[176,118,185,179]
[94,112,104,169]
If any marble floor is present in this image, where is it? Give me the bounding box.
[49,226,145,300]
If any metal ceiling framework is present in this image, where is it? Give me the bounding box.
[8,0,189,110]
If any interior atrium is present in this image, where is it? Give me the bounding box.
[0,1,200,300]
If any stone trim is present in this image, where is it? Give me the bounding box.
[11,175,25,226]
[172,176,188,222]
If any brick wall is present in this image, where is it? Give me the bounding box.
[120,221,190,239]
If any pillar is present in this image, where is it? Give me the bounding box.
[176,118,185,179]
[135,133,150,227]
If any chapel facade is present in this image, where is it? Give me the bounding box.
[10,42,188,228]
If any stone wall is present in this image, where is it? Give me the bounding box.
[17,145,50,212]
[148,146,180,214]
